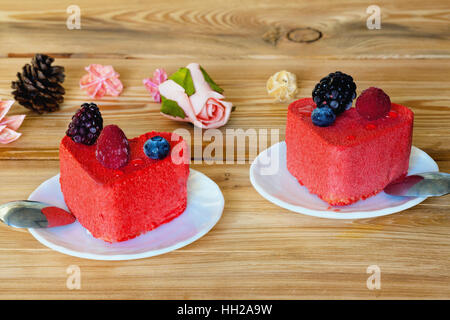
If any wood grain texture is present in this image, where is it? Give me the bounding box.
[0,0,449,299]
[0,58,449,161]
[0,161,449,299]
[1,0,449,59]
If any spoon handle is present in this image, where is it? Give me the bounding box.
[0,200,75,228]
[384,172,450,197]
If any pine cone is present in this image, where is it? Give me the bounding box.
[11,54,65,114]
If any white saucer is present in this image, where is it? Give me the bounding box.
[250,142,439,219]
[28,169,224,260]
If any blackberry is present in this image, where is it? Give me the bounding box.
[312,71,357,115]
[66,103,103,145]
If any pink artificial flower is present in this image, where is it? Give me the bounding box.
[158,63,233,129]
[161,96,231,129]
[143,68,168,103]
[0,100,26,144]
[80,64,123,99]
[196,98,229,127]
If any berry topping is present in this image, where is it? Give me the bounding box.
[311,106,336,127]
[312,71,357,115]
[95,125,130,169]
[356,87,391,120]
[130,158,144,166]
[66,103,103,145]
[388,111,398,118]
[144,136,171,160]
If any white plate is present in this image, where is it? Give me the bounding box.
[28,169,224,260]
[250,142,439,219]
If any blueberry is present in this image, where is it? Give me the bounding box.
[311,106,336,127]
[143,136,171,160]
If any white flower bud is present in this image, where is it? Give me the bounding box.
[266,70,298,102]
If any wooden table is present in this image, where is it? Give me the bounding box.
[0,0,449,299]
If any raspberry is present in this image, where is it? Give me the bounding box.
[66,103,103,145]
[356,87,391,120]
[95,125,130,169]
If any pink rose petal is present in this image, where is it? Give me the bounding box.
[0,100,25,144]
[0,100,14,122]
[0,127,21,144]
[0,115,26,131]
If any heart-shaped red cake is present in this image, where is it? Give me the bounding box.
[286,98,414,206]
[60,131,190,242]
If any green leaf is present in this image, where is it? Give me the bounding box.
[200,66,224,94]
[160,95,186,119]
[169,67,195,96]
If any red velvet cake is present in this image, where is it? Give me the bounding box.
[60,130,189,242]
[286,98,414,206]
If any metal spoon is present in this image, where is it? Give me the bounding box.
[384,172,450,197]
[0,200,75,228]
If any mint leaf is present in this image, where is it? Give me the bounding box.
[169,67,195,96]
[200,66,224,94]
[160,96,186,119]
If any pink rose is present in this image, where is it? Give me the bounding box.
[158,63,233,129]
[159,95,232,129]
[195,98,230,128]
[159,82,233,129]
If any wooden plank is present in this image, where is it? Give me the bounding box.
[0,0,449,300]
[1,0,449,59]
[0,160,449,299]
[0,58,449,160]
